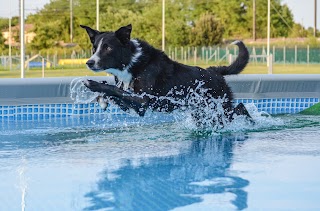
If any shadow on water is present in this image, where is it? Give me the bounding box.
[84,135,249,211]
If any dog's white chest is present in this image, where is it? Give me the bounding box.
[105,68,132,90]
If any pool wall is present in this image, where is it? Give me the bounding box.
[0,75,319,121]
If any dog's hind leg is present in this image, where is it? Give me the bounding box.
[230,103,254,124]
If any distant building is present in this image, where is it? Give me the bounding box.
[1,24,36,47]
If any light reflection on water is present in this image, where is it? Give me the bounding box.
[0,113,320,210]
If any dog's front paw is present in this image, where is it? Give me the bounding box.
[83,79,102,92]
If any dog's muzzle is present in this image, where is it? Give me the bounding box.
[86,59,102,72]
[86,60,95,69]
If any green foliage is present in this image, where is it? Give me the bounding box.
[305,36,320,48]
[30,21,62,50]
[191,12,224,46]
[270,2,294,37]
[0,32,6,51]
[243,0,295,39]
[164,2,192,46]
[0,17,19,52]
[20,0,298,50]
[0,18,9,30]
[214,1,250,38]
[0,17,19,30]
[27,0,71,50]
[289,23,308,38]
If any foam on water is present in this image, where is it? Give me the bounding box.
[221,103,285,132]
[168,104,285,136]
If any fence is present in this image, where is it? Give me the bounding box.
[0,50,89,71]
[1,45,320,71]
[167,45,320,65]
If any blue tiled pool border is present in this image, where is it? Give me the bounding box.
[235,97,319,115]
[0,97,318,121]
[0,103,123,121]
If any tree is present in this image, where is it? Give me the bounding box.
[164,1,192,46]
[214,0,250,38]
[73,1,143,49]
[0,17,19,52]
[26,0,299,50]
[29,0,71,50]
[0,17,19,30]
[191,12,224,46]
[270,2,294,37]
[245,0,294,39]
[289,23,308,38]
[0,18,10,31]
[0,32,6,52]
[30,21,62,50]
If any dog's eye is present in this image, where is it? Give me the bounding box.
[92,47,96,54]
[105,46,112,53]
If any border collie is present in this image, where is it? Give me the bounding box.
[80,24,253,127]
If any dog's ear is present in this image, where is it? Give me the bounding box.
[115,24,132,45]
[80,25,99,44]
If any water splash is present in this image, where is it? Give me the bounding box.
[221,103,285,133]
[69,78,285,134]
[70,77,100,104]
[143,80,233,131]
[171,102,286,135]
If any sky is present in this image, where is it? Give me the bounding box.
[0,0,318,29]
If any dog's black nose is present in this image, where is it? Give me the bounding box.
[86,60,95,68]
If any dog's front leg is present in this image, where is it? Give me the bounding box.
[84,79,148,116]
[109,97,130,112]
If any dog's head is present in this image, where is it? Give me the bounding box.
[80,24,134,72]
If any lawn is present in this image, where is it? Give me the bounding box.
[0,67,106,78]
[0,64,320,78]
[242,64,320,74]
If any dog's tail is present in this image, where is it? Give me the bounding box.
[208,40,249,76]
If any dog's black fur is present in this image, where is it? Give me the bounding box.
[80,24,253,127]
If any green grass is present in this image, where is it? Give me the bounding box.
[0,67,106,78]
[242,64,320,74]
[1,64,320,78]
[299,103,320,115]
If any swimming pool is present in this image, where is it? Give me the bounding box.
[1,112,320,211]
[1,74,320,210]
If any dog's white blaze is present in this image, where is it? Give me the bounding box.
[88,38,104,71]
[105,39,142,90]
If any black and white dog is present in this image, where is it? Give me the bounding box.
[80,24,253,127]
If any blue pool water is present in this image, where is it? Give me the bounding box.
[0,112,320,211]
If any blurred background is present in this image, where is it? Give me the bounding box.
[0,0,320,77]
